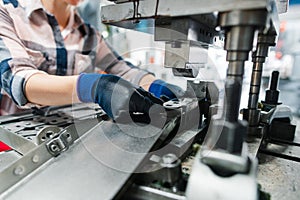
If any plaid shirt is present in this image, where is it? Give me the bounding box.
[0,0,149,115]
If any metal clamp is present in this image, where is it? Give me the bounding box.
[46,130,73,156]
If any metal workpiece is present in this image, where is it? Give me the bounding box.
[162,81,218,131]
[163,97,202,132]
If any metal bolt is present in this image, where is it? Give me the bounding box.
[32,155,39,163]
[14,165,25,176]
[49,144,58,152]
[162,154,178,165]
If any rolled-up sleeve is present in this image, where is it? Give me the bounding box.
[0,5,46,107]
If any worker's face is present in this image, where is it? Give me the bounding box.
[63,0,84,6]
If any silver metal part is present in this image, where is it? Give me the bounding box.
[0,151,22,172]
[164,41,207,78]
[0,140,55,195]
[260,105,293,125]
[36,126,62,144]
[0,119,100,196]
[159,154,182,186]
[243,31,277,136]
[0,128,36,155]
[155,15,220,77]
[45,129,73,156]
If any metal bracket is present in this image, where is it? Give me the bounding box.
[36,126,62,144]
[46,130,73,157]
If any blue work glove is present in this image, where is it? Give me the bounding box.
[149,80,185,101]
[77,73,163,120]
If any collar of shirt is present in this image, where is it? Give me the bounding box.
[25,0,44,18]
[61,7,75,39]
[25,0,86,35]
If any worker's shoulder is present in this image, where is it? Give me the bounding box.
[0,0,31,21]
[0,0,23,8]
[0,0,30,13]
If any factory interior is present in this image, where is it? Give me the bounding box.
[0,0,300,199]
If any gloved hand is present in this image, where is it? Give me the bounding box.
[77,73,163,120]
[149,79,185,101]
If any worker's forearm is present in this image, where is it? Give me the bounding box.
[139,74,156,91]
[25,73,156,106]
[25,73,80,106]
